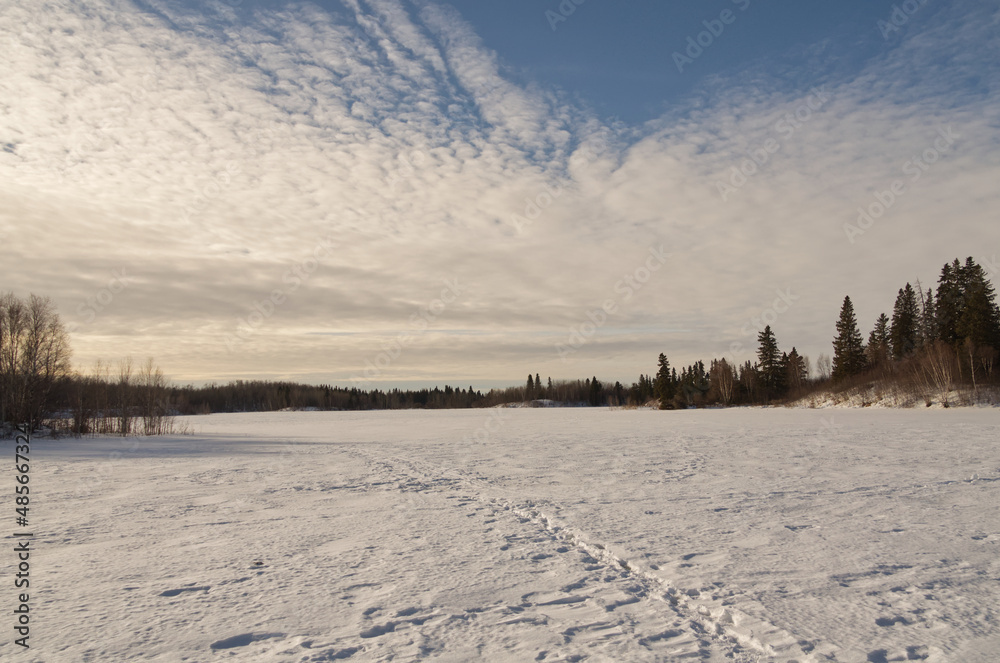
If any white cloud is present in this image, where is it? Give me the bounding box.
[0,0,998,386]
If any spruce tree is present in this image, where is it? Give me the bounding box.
[867,313,890,367]
[832,296,867,381]
[653,353,675,408]
[756,326,782,393]
[589,376,603,406]
[936,260,963,345]
[889,283,919,359]
[956,258,1000,349]
[920,287,937,345]
[785,347,807,393]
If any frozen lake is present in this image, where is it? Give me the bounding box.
[8,407,1000,662]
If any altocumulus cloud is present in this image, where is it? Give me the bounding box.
[0,0,998,386]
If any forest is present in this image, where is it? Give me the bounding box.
[1,257,997,436]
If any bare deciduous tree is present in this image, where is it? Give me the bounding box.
[0,293,72,433]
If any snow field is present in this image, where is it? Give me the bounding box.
[4,407,999,662]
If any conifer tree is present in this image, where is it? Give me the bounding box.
[936,260,963,345]
[890,283,920,359]
[756,326,783,393]
[785,347,807,393]
[832,296,867,381]
[867,313,891,368]
[956,258,1000,350]
[920,286,937,345]
[653,353,675,408]
[589,376,603,406]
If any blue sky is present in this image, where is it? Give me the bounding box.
[1,0,997,389]
[440,0,912,123]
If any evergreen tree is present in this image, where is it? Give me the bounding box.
[956,258,1000,349]
[889,283,920,359]
[936,260,963,345]
[867,313,891,368]
[920,286,937,345]
[588,376,603,406]
[785,347,807,393]
[653,353,675,408]
[535,373,542,397]
[756,326,783,393]
[525,374,534,399]
[832,296,867,381]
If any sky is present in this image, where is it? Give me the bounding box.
[1,0,998,390]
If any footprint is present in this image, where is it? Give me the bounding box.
[310,646,360,660]
[360,622,397,638]
[538,595,589,606]
[160,586,210,597]
[604,596,640,612]
[875,615,909,627]
[396,607,420,617]
[638,629,683,645]
[209,632,284,650]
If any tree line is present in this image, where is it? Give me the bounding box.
[642,256,999,408]
[2,256,997,435]
[827,257,999,403]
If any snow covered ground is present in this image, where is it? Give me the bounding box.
[6,407,1000,662]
